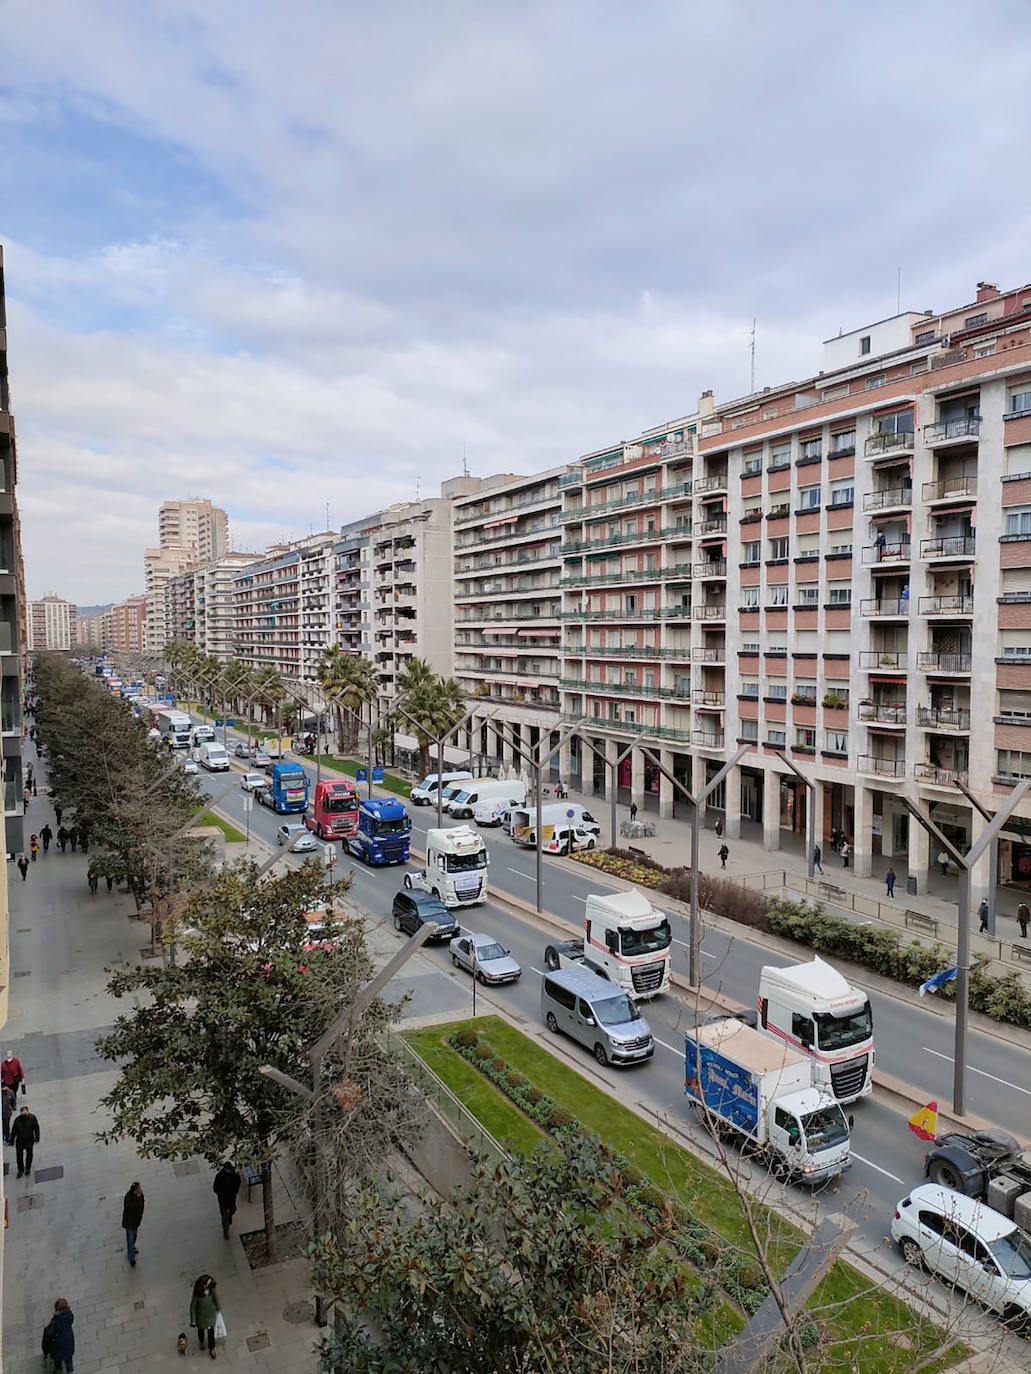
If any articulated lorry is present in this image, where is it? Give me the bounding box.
[256,761,311,814]
[345,797,411,865]
[305,779,360,839]
[404,826,489,907]
[685,1017,852,1184]
[757,956,874,1103]
[543,888,671,997]
[924,1129,1031,1225]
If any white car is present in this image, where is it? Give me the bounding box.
[891,1183,1031,1330]
[182,759,198,775]
[276,822,318,853]
[240,772,265,792]
[449,932,521,985]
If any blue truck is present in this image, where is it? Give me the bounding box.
[345,797,411,865]
[257,761,311,815]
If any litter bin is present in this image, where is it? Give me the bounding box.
[907,875,918,895]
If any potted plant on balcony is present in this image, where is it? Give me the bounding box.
[823,692,848,710]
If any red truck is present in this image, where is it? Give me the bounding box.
[305,779,360,840]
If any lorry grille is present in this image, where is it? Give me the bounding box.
[454,874,483,898]
[829,1056,868,1100]
[631,961,666,993]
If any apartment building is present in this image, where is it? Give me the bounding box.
[144,545,197,652]
[199,552,261,657]
[107,595,146,652]
[158,499,228,563]
[27,594,76,651]
[0,244,26,866]
[164,569,197,646]
[333,514,376,661]
[231,532,336,691]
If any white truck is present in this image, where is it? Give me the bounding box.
[757,957,874,1104]
[510,802,600,844]
[685,1017,852,1184]
[543,888,671,997]
[403,826,490,907]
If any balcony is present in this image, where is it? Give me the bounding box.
[560,525,687,554]
[920,535,975,560]
[860,598,908,617]
[559,564,692,588]
[693,475,728,495]
[860,650,907,669]
[558,470,582,488]
[693,604,727,621]
[562,714,693,743]
[858,755,906,778]
[693,560,728,578]
[916,706,970,730]
[693,690,726,708]
[558,605,692,621]
[922,475,978,504]
[692,730,725,749]
[863,542,911,565]
[562,480,693,519]
[863,486,913,512]
[914,763,968,787]
[571,643,683,660]
[857,703,907,726]
[696,517,728,537]
[918,652,972,674]
[918,595,973,616]
[924,417,981,446]
[559,677,688,701]
[864,430,914,458]
[692,647,726,663]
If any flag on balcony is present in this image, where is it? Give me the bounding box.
[918,964,957,996]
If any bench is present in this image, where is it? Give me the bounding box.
[1012,943,1031,964]
[818,882,847,903]
[905,909,939,938]
[242,1165,261,1203]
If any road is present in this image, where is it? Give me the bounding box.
[189,744,1031,1260]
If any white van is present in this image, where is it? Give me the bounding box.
[541,966,654,1067]
[450,778,527,820]
[198,742,230,772]
[410,771,473,806]
[192,724,216,747]
[473,795,526,827]
[511,803,600,844]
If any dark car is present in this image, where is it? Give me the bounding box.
[391,890,458,942]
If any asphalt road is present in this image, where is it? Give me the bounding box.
[190,746,1031,1260]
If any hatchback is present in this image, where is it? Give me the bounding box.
[391,890,457,941]
[276,823,317,853]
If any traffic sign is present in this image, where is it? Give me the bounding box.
[215,719,223,728]
[227,718,235,727]
[324,844,336,868]
[356,767,368,782]
[242,795,253,812]
[567,809,575,819]
[372,766,384,783]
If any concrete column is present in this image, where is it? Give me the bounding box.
[605,736,620,799]
[724,764,742,840]
[692,754,707,829]
[812,781,826,852]
[658,747,675,819]
[852,784,874,878]
[630,745,645,810]
[908,811,930,894]
[762,767,781,852]
[558,735,572,790]
[968,847,991,917]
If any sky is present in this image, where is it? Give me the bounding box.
[5,0,1031,602]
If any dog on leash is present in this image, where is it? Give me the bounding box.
[177,1332,189,1356]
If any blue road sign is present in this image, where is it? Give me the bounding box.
[356,767,368,782]
[372,766,384,783]
[227,718,235,727]
[215,719,223,728]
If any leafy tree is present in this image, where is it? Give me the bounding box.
[394,657,466,775]
[318,646,378,753]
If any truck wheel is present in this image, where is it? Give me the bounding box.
[546,1012,559,1033]
[315,824,322,839]
[899,1238,925,1270]
[544,946,559,970]
[593,1043,608,1067]
[927,1158,966,1193]
[393,913,402,931]
[403,874,413,888]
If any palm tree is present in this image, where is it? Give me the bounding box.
[252,667,286,726]
[394,657,466,776]
[219,658,254,715]
[318,647,378,753]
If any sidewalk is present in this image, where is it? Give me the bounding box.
[0,765,465,1372]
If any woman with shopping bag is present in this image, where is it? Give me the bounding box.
[189,1274,224,1359]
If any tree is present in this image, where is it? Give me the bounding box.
[394,657,466,775]
[95,860,400,1259]
[317,646,378,753]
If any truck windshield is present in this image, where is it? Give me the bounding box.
[815,1002,872,1051]
[801,1104,849,1150]
[594,993,641,1027]
[373,817,410,836]
[445,852,487,872]
[989,1227,1031,1279]
[619,921,672,957]
[280,771,306,787]
[323,794,357,813]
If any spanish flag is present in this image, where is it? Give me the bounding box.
[908,1101,938,1142]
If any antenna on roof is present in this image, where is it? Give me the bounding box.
[462,443,470,478]
[748,318,756,393]
[415,475,421,501]
[897,267,902,316]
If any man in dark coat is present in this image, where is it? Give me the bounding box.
[40,823,52,854]
[213,1162,241,1238]
[56,826,69,853]
[121,1181,145,1266]
[11,1104,40,1177]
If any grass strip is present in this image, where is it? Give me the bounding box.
[322,755,412,798]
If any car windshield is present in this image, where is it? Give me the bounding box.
[619,920,672,956]
[801,1104,850,1150]
[593,993,640,1027]
[446,851,487,871]
[373,818,411,836]
[476,942,506,962]
[815,1002,873,1051]
[323,793,358,813]
[989,1227,1031,1278]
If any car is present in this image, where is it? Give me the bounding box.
[391,890,458,942]
[240,772,265,792]
[449,932,521,985]
[276,822,318,853]
[254,751,273,771]
[181,758,198,775]
[891,1183,1031,1330]
[233,742,253,759]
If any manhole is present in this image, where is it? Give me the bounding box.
[246,1333,271,1352]
[17,1194,43,1212]
[173,1160,200,1177]
[34,1166,63,1182]
[134,1300,145,1311]
[283,1301,314,1324]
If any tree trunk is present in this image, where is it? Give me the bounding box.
[419,741,430,776]
[262,1161,277,1260]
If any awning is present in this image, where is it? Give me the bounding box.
[483,625,519,634]
[518,627,561,636]
[869,675,907,684]
[484,515,518,529]
[516,681,541,689]
[487,650,520,658]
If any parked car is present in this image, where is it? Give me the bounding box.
[449,932,521,985]
[891,1183,1031,1330]
[276,822,318,853]
[240,772,265,792]
[391,890,458,942]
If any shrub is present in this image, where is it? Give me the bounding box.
[491,1056,507,1074]
[524,1084,543,1106]
[453,1026,479,1049]
[620,1162,644,1188]
[638,1183,667,1213]
[474,1040,494,1062]
[734,1262,766,1291]
[505,1069,526,1091]
[546,1104,574,1129]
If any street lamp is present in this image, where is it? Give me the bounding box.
[390,703,489,830]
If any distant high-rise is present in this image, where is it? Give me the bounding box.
[144,499,228,653]
[27,594,76,651]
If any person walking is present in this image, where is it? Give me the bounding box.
[1018,901,1030,939]
[885,867,896,899]
[718,842,729,870]
[213,1162,241,1239]
[40,823,52,854]
[56,825,68,853]
[87,871,99,897]
[1,1086,12,1146]
[714,817,724,839]
[32,774,37,796]
[67,825,78,853]
[105,873,114,892]
[978,898,990,934]
[29,834,39,862]
[121,1181,145,1267]
[43,1298,75,1373]
[190,1274,222,1358]
[840,840,850,868]
[11,1104,40,1177]
[813,844,823,875]
[22,784,31,811]
[16,855,28,881]
[53,802,63,827]
[2,1049,25,1103]
[937,850,949,876]
[79,831,90,855]
[629,801,638,823]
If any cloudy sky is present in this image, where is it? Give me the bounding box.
[5,1,1031,601]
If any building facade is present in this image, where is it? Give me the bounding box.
[164,570,198,647]
[0,244,26,870]
[144,545,197,653]
[158,499,228,563]
[27,594,76,651]
[231,533,337,688]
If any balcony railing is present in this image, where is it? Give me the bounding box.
[863,542,911,564]
[918,595,973,616]
[562,714,693,743]
[559,677,688,701]
[922,475,978,502]
[558,471,582,488]
[562,480,693,519]
[860,598,907,617]
[693,604,727,620]
[693,690,726,707]
[693,560,728,578]
[863,486,913,512]
[858,755,906,778]
[455,488,559,526]
[560,525,688,554]
[692,730,725,748]
[570,643,691,660]
[559,564,692,588]
[558,605,692,621]
[857,704,907,725]
[924,417,981,444]
[918,652,972,673]
[692,647,726,663]
[865,430,915,457]
[920,536,975,559]
[693,475,728,495]
[696,518,729,537]
[914,763,968,787]
[860,650,907,669]
[916,706,971,730]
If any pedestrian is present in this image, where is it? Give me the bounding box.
[813,844,823,874]
[718,842,729,869]
[213,1161,241,1239]
[714,817,724,839]
[87,871,99,896]
[121,1181,145,1267]
[53,802,63,827]
[16,855,28,881]
[32,775,37,796]
[40,823,52,854]
[68,826,78,853]
[840,840,850,868]
[629,801,638,822]
[29,834,39,862]
[22,784,31,810]
[43,1298,75,1374]
[885,867,896,899]
[190,1274,222,1359]
[105,873,113,892]
[937,850,949,876]
[2,1048,26,1101]
[1,1086,11,1146]
[56,826,68,853]
[1018,902,1030,939]
[11,1103,40,1177]
[79,832,89,855]
[978,898,990,934]
[830,828,840,853]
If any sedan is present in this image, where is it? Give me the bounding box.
[233,742,253,759]
[392,890,458,942]
[240,772,265,792]
[181,758,199,775]
[277,822,318,853]
[449,932,521,985]
[254,751,273,771]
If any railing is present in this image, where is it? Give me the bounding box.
[561,714,693,742]
[860,598,906,616]
[863,487,912,511]
[857,704,907,724]
[457,522,560,551]
[695,518,728,536]
[922,475,978,502]
[693,605,727,620]
[918,595,973,615]
[914,763,968,787]
[558,606,692,621]
[864,430,914,456]
[558,471,582,488]
[921,535,975,559]
[560,525,689,554]
[459,582,560,599]
[693,690,725,707]
[916,707,971,729]
[924,417,981,443]
[456,551,561,576]
[388,1031,511,1166]
[455,609,559,624]
[455,488,559,526]
[558,677,688,701]
[561,480,693,519]
[570,644,691,660]
[692,731,725,748]
[859,651,907,669]
[692,647,726,663]
[858,754,906,777]
[863,542,911,564]
[918,652,972,673]
[693,560,728,577]
[558,564,692,588]
[693,475,728,494]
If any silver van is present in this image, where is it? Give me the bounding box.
[541,967,654,1067]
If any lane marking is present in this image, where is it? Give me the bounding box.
[505,867,529,877]
[849,1151,904,1183]
[923,1046,1031,1095]
[672,936,717,960]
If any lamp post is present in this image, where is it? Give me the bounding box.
[569,735,637,849]
[953,779,1000,937]
[390,703,489,830]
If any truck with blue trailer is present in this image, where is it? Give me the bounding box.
[345,797,411,865]
[256,761,311,815]
[685,1017,852,1184]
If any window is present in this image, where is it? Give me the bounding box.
[800,438,822,461]
[743,502,762,520]
[798,484,821,509]
[1009,389,1031,415]
[825,682,850,705]
[768,585,789,608]
[915,329,936,345]
[910,359,929,375]
[767,728,786,746]
[795,679,817,701]
[767,681,788,699]
[742,586,760,608]
[865,373,886,389]
[831,429,856,452]
[829,541,853,555]
[769,537,789,561]
[974,342,996,358]
[740,719,758,741]
[997,749,1031,779]
[743,453,763,475]
[965,313,988,329]
[741,679,759,698]
[769,442,791,469]
[859,335,871,355]
[1005,507,1031,537]
[623,669,637,685]
[796,727,817,749]
[825,730,848,753]
[828,584,852,606]
[822,384,848,402]
[829,481,854,507]
[624,593,637,613]
[741,640,760,653]
[742,540,760,565]
[797,586,819,607]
